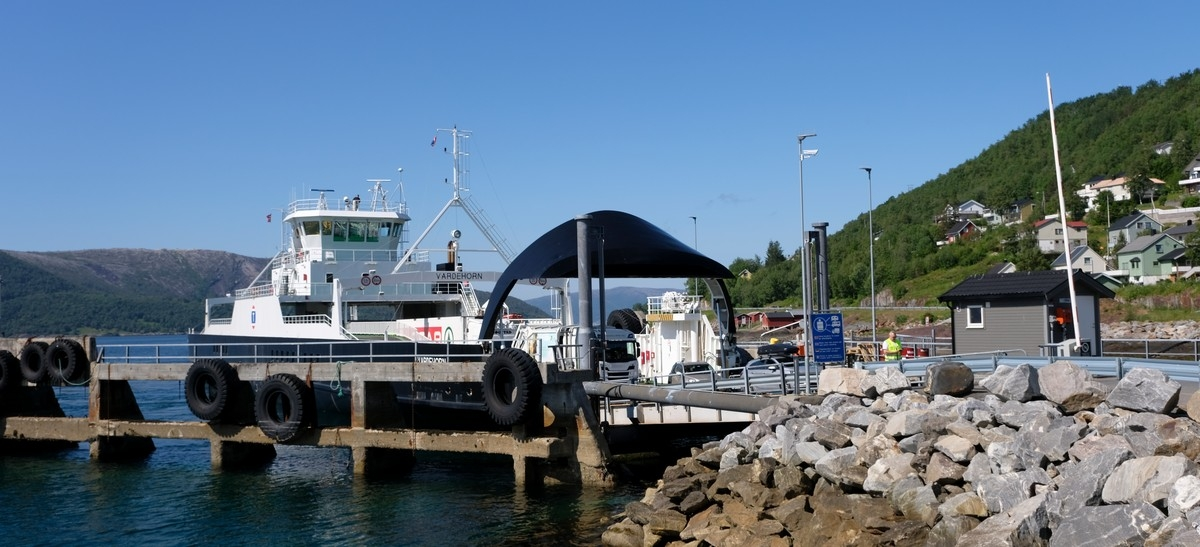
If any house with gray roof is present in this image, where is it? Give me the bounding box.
[1114,232,1183,285]
[1107,212,1161,252]
[938,270,1114,357]
[1051,246,1106,274]
[1180,154,1200,194]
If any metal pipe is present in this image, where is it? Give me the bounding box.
[576,215,593,371]
[582,381,776,414]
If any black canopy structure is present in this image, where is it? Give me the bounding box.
[479,211,735,340]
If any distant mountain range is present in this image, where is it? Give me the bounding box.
[0,248,672,336]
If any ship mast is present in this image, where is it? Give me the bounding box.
[393,127,515,272]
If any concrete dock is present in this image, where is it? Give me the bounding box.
[0,337,615,487]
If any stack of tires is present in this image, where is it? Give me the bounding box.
[184,359,315,444]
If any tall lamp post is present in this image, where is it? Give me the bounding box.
[861,167,877,354]
[689,216,698,294]
[797,134,817,375]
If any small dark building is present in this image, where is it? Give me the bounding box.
[937,270,1115,357]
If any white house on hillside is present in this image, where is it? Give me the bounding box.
[1034,218,1088,254]
[1076,175,1165,211]
[1180,154,1200,194]
[1051,246,1106,274]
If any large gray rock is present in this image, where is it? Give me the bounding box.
[1167,474,1200,517]
[1045,447,1132,524]
[817,367,869,397]
[1183,391,1200,423]
[863,453,916,493]
[1038,360,1108,413]
[957,492,1050,546]
[1048,501,1163,547]
[1016,414,1086,464]
[1102,455,1199,506]
[600,518,644,547]
[980,363,1040,402]
[926,361,975,396]
[814,446,865,488]
[1106,367,1181,414]
[974,468,1051,514]
[926,514,980,547]
[1146,515,1200,546]
[861,365,910,397]
[934,434,977,463]
[884,408,947,438]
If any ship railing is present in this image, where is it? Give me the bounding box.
[286,197,407,215]
[647,293,702,314]
[235,284,276,298]
[282,314,332,326]
[208,318,233,326]
[97,339,486,365]
[320,249,403,264]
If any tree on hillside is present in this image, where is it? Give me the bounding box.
[1185,230,1200,265]
[764,241,787,267]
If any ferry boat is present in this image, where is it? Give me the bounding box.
[179,128,525,433]
[199,132,512,345]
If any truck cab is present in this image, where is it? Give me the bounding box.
[511,323,640,383]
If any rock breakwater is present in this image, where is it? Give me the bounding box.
[602,361,1200,546]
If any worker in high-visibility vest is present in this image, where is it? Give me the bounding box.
[883,331,902,360]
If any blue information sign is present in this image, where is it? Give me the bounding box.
[810,312,846,363]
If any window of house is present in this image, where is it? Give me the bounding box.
[966,305,984,328]
[1155,244,1162,253]
[1084,257,1092,265]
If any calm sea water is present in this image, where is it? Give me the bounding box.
[0,336,652,546]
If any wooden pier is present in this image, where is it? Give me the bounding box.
[0,338,612,487]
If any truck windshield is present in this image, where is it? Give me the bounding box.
[603,341,637,362]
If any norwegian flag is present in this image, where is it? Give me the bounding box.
[266,213,272,223]
[430,134,437,147]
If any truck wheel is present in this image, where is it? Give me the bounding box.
[482,348,542,427]
[19,342,49,384]
[607,308,643,333]
[0,350,19,394]
[45,339,89,384]
[254,373,314,443]
[185,359,239,422]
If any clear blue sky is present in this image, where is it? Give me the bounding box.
[4,2,1199,282]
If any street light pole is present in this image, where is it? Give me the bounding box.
[797,134,817,378]
[689,215,698,295]
[861,167,877,354]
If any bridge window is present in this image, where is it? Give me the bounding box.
[366,222,380,242]
[321,221,333,235]
[302,221,321,235]
[348,222,365,242]
[333,221,347,241]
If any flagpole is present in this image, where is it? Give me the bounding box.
[1046,73,1082,353]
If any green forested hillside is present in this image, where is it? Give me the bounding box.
[0,249,268,336]
[728,69,1200,308]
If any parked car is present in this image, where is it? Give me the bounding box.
[666,361,718,386]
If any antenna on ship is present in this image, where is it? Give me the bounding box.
[311,188,336,210]
[392,127,515,272]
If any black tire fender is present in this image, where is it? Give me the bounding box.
[185,359,240,422]
[0,350,19,394]
[254,373,314,443]
[607,308,643,333]
[481,348,543,427]
[19,341,49,384]
[45,339,89,384]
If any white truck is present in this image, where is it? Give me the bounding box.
[509,321,640,383]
